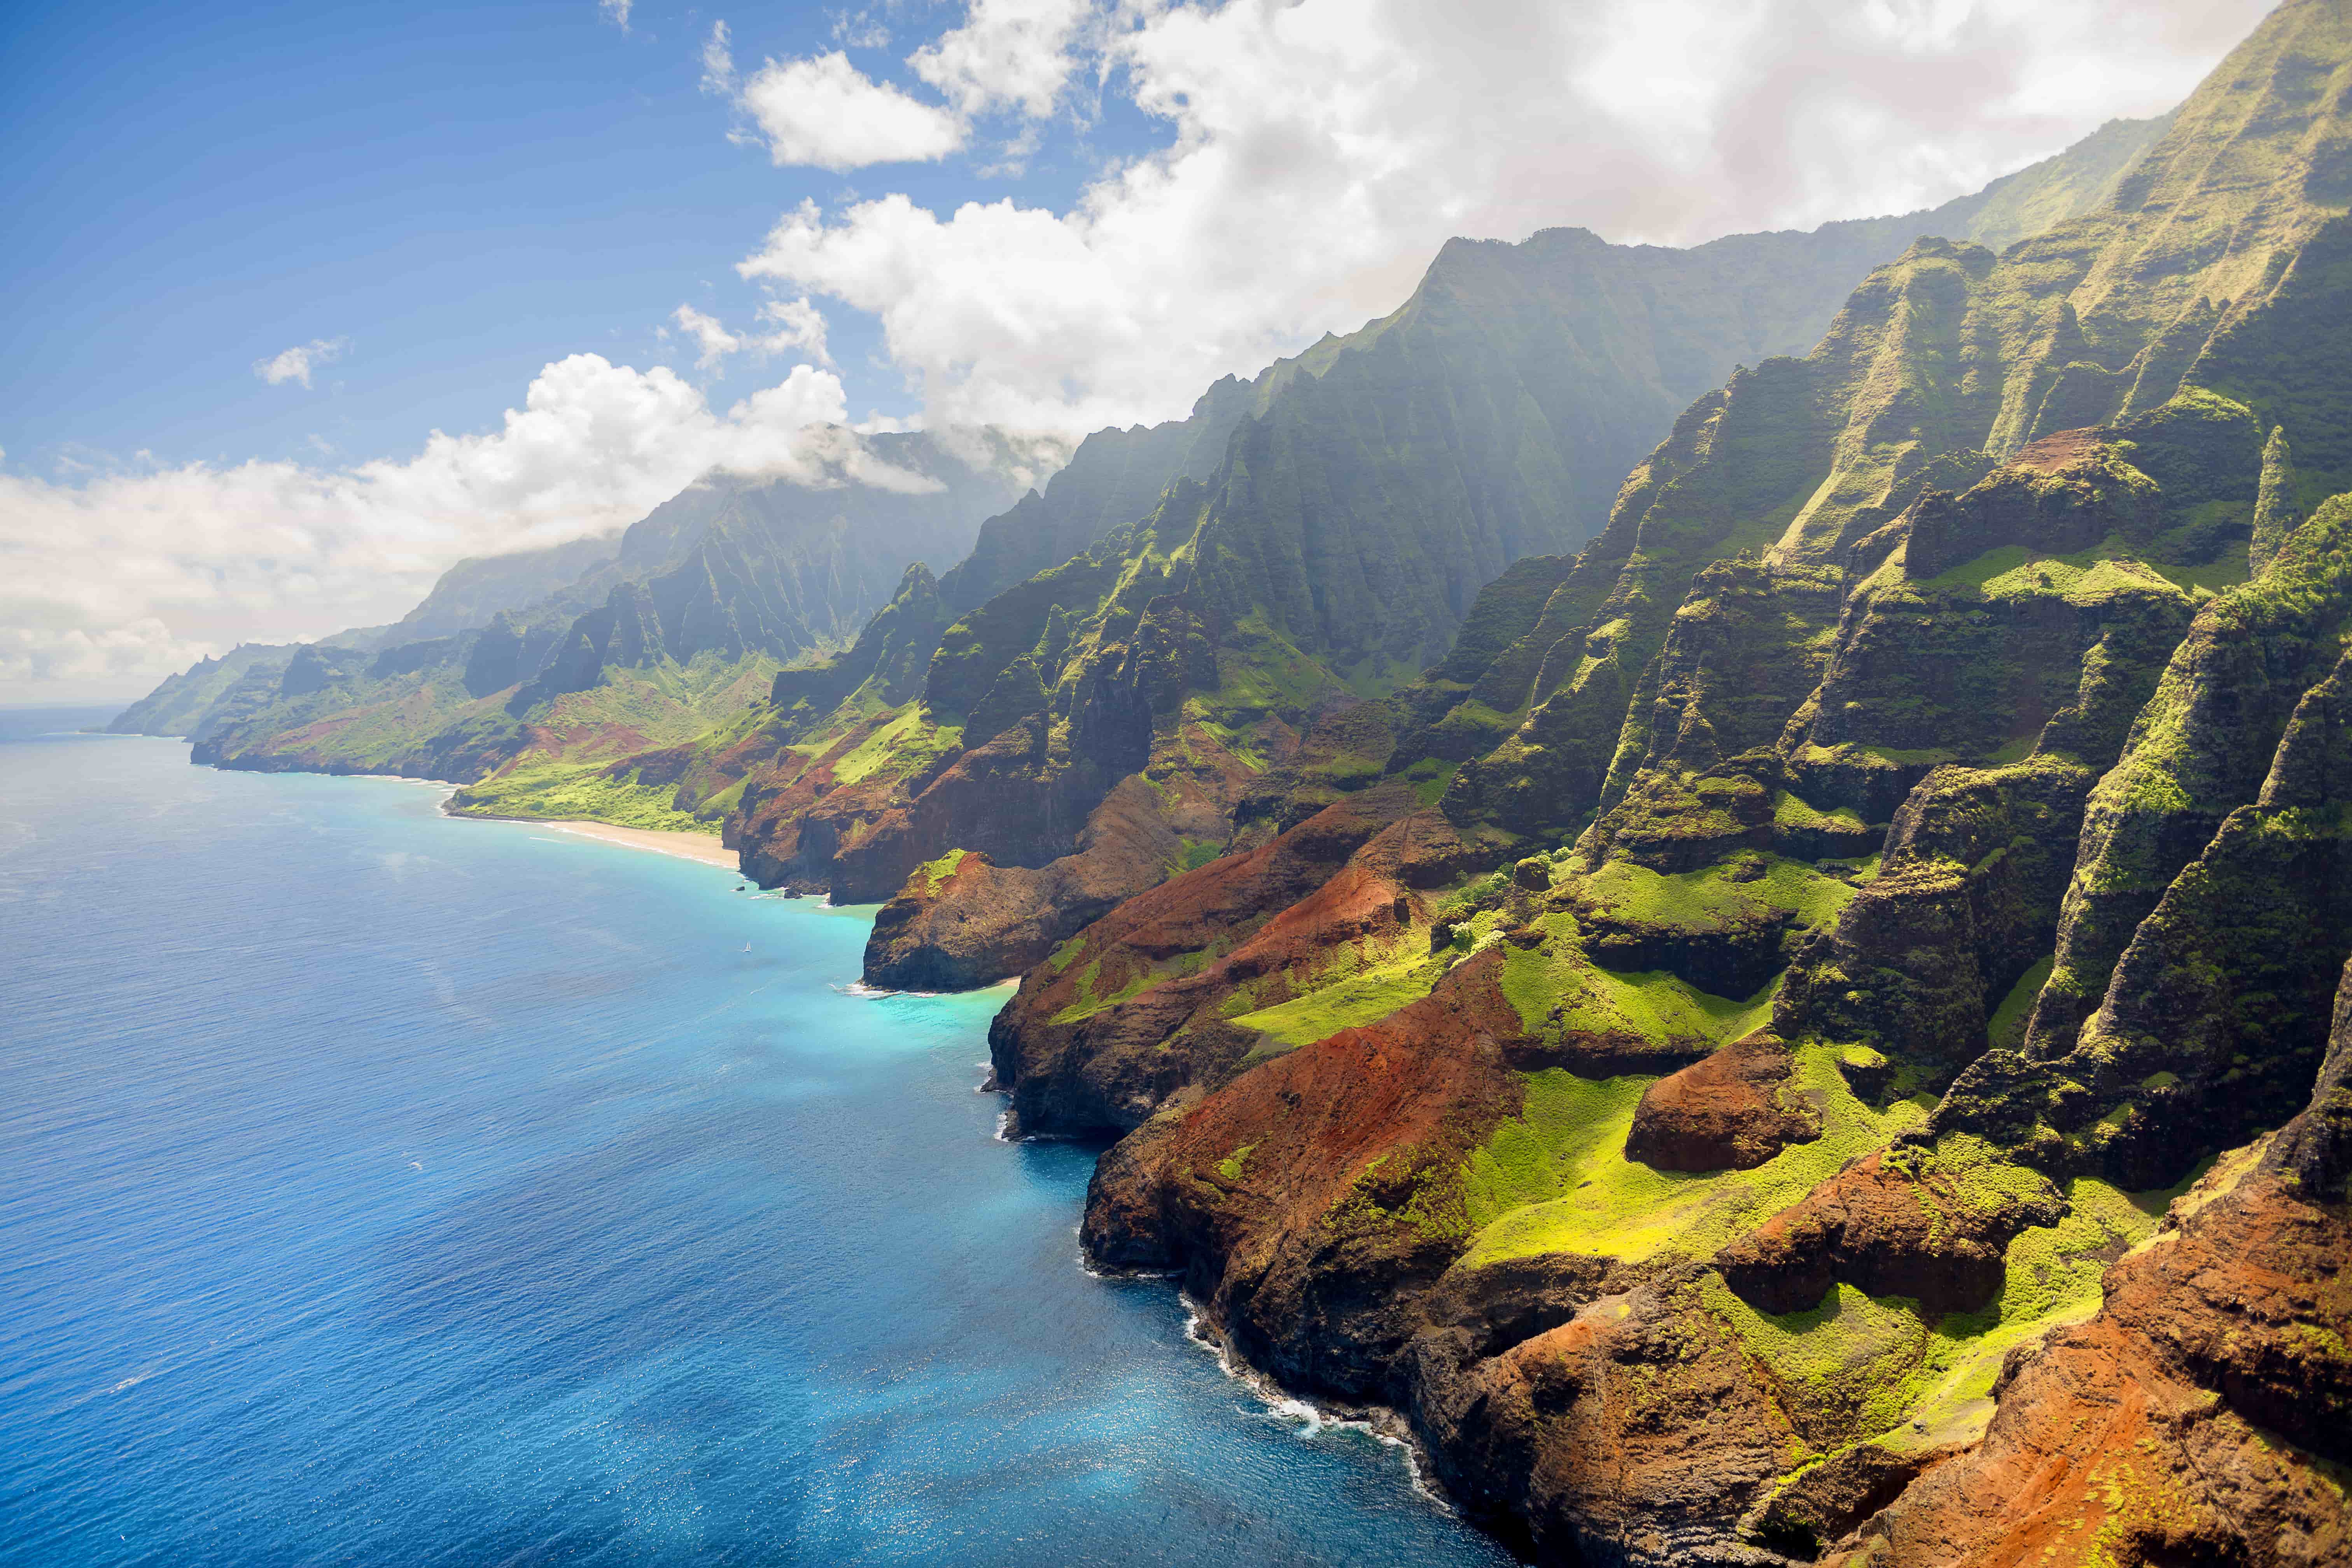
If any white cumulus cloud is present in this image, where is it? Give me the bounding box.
[600,0,631,33]
[14,0,2274,699]
[668,299,836,371]
[738,50,967,171]
[253,336,350,389]
[756,296,835,367]
[909,0,1089,119]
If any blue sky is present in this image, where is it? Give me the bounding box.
[0,0,1156,476]
[1,0,2273,700]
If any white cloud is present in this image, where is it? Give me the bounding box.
[669,299,835,371]
[253,337,349,389]
[714,2,1082,173]
[830,9,890,50]
[740,0,2274,436]
[15,0,2273,700]
[700,20,736,95]
[757,295,834,367]
[600,0,631,33]
[672,303,744,369]
[738,51,966,171]
[909,0,1088,119]
[0,355,852,698]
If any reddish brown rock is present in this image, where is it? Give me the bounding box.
[989,785,1483,1136]
[1836,1153,2352,1567]
[1714,1146,2065,1316]
[1081,948,1528,1393]
[861,777,1192,990]
[1624,1031,1822,1172]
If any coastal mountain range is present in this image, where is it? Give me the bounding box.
[118,2,2352,1562]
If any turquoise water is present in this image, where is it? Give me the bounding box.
[0,711,1512,1566]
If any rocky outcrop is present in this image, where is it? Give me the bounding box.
[1079,947,1529,1390]
[1840,1144,2352,1565]
[1410,1260,1804,1566]
[1624,1031,1822,1172]
[987,784,1479,1137]
[1714,1146,2066,1316]
[861,777,1195,991]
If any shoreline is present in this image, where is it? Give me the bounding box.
[456,809,742,872]
[549,820,740,870]
[165,737,1481,1548]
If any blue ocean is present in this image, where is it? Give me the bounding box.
[0,710,1512,1567]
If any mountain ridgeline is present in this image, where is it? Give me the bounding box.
[682,109,2188,989]
[124,99,2168,842]
[978,6,2352,1564]
[117,4,2352,1561]
[118,428,1063,800]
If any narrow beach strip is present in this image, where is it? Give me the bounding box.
[542,820,739,870]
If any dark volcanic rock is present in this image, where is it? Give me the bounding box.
[1746,1443,1947,1561]
[1409,1263,1800,1566]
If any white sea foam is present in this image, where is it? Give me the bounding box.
[1177,1292,1455,1508]
[1078,1253,1178,1281]
[833,978,950,998]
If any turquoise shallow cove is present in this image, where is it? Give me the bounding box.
[0,711,1512,1566]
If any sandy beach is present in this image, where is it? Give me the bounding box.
[539,821,741,871]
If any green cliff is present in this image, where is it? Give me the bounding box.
[145,427,1052,809]
[982,5,2352,1563]
[722,109,2182,991]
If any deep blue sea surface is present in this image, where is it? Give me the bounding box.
[0,709,1513,1566]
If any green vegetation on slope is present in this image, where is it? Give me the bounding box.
[451,762,713,833]
[1459,1046,1928,1266]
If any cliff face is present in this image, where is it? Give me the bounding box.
[724,110,2177,992]
[112,1,2352,1557]
[133,106,2162,882]
[107,643,296,739]
[984,5,2352,1563]
[370,532,624,648]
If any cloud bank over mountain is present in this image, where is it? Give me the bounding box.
[738,0,2273,432]
[2,356,850,696]
[3,0,2270,700]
